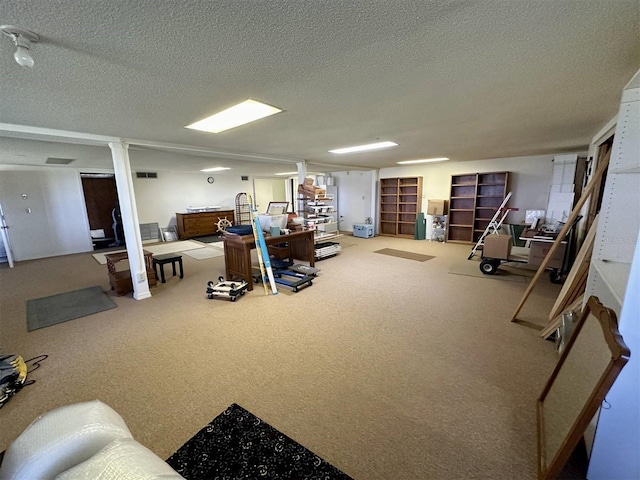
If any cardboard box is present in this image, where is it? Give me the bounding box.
[427,199,447,216]
[528,240,566,269]
[483,234,512,259]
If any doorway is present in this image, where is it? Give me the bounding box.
[0,202,14,267]
[253,178,288,213]
[80,173,123,250]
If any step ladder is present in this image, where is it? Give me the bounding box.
[468,191,513,260]
[247,194,278,295]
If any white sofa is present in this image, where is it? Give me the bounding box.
[0,400,183,480]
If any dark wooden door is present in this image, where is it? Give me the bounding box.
[81,175,118,241]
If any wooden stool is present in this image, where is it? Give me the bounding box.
[153,254,184,283]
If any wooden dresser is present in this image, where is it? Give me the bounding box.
[175,210,235,239]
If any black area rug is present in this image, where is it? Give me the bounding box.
[195,234,223,243]
[26,286,117,332]
[166,404,353,480]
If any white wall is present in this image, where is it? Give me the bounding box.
[0,151,585,260]
[0,168,92,260]
[132,172,251,228]
[253,178,287,213]
[331,170,376,231]
[0,166,262,261]
[378,154,578,224]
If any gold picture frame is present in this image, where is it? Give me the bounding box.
[536,296,630,479]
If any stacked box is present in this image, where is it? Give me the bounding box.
[483,234,512,259]
[427,200,447,215]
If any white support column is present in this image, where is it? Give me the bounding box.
[109,141,151,300]
[296,162,307,215]
[296,162,307,186]
[371,169,380,234]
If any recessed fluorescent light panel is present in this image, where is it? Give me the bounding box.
[329,141,398,154]
[186,99,283,133]
[274,172,319,176]
[396,157,449,165]
[200,167,230,172]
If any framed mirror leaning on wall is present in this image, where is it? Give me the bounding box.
[536,296,630,480]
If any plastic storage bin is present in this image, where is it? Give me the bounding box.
[353,224,374,238]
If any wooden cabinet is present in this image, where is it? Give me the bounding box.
[175,210,234,239]
[447,172,509,244]
[379,177,423,238]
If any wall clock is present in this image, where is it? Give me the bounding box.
[207,177,214,184]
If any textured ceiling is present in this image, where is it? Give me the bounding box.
[1,0,639,174]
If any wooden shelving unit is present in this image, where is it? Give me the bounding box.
[447,172,509,244]
[379,176,423,238]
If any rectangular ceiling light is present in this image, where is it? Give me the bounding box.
[186,99,283,133]
[200,167,230,172]
[329,141,398,154]
[397,157,449,165]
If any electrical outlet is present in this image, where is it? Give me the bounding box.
[136,272,146,283]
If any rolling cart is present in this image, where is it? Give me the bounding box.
[255,258,315,293]
[206,276,248,301]
[479,216,581,284]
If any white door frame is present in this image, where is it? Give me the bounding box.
[0,202,15,268]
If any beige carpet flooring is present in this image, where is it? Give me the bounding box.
[448,261,530,283]
[181,246,224,260]
[0,236,564,479]
[91,240,207,264]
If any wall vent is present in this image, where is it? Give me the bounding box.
[139,222,160,242]
[241,175,249,181]
[136,172,158,179]
[46,157,75,165]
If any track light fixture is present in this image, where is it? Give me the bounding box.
[1,25,39,68]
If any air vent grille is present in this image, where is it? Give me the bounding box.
[46,157,75,165]
[241,175,249,181]
[136,172,158,179]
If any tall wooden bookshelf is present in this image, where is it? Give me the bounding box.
[447,172,509,244]
[379,176,423,238]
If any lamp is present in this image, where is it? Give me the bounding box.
[1,25,39,68]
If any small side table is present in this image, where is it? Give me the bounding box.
[153,254,184,283]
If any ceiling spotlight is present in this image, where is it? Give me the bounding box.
[1,25,39,68]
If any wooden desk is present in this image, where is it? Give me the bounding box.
[223,230,315,291]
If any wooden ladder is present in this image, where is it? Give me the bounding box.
[468,191,513,260]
